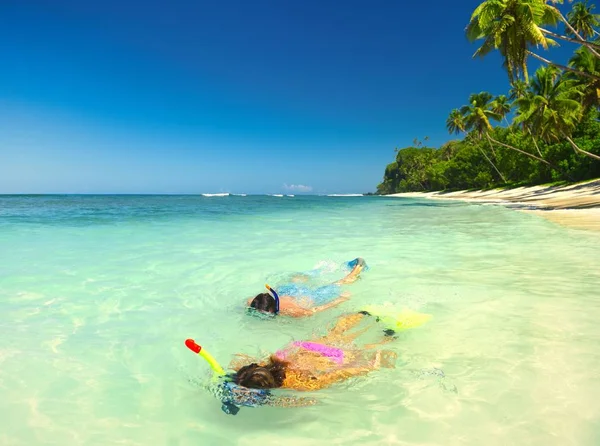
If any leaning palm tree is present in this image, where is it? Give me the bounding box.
[466,0,559,84]
[514,65,600,161]
[568,46,600,110]
[460,92,501,137]
[538,1,600,58]
[506,82,546,156]
[447,106,506,181]
[566,1,600,39]
[458,92,560,170]
[447,94,507,182]
[467,0,600,83]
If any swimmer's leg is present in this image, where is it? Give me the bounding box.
[317,312,376,345]
[335,325,373,345]
[363,336,396,350]
[334,258,366,285]
[326,313,367,336]
[362,324,399,350]
[370,349,397,369]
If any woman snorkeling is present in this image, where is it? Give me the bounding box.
[185,306,430,413]
[229,311,397,391]
[247,258,367,318]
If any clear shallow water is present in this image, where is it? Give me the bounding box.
[1,195,599,446]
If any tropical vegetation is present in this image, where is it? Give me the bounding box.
[377,0,600,194]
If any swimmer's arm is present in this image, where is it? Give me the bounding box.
[284,295,349,317]
[315,366,373,387]
[266,395,318,408]
[310,295,350,314]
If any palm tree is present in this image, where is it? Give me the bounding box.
[507,80,531,135]
[506,81,546,156]
[461,92,561,170]
[514,65,600,160]
[467,0,600,83]
[446,109,465,135]
[568,46,600,110]
[538,1,600,58]
[566,1,600,39]
[460,92,501,137]
[447,106,506,181]
[466,0,559,84]
[446,94,507,182]
[509,79,528,100]
[491,95,512,125]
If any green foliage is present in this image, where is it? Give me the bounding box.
[376,0,600,195]
[377,112,600,194]
[568,46,600,110]
[567,1,600,40]
[465,0,559,84]
[514,65,584,142]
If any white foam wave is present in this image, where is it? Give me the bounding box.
[201,193,230,197]
[327,194,363,197]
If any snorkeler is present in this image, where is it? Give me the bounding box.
[247,258,367,317]
[185,306,431,414]
[229,311,397,391]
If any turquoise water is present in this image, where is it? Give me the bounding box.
[1,195,600,445]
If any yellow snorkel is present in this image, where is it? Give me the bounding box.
[185,339,226,377]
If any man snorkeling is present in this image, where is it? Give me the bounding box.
[247,258,367,317]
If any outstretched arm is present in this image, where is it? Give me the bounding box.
[284,295,349,317]
[267,395,318,408]
[325,312,367,336]
[313,349,388,388]
[310,295,350,314]
[310,365,374,389]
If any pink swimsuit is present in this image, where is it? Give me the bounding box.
[276,341,344,364]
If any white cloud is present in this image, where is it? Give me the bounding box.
[283,183,313,192]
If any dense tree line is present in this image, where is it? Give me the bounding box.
[378,0,600,194]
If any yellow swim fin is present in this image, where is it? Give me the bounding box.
[360,305,431,331]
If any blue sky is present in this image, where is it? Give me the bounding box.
[0,0,578,194]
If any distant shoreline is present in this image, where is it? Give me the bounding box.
[385,179,600,232]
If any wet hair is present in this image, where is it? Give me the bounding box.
[249,293,277,314]
[234,356,288,389]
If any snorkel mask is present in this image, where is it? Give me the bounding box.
[247,284,280,318]
[185,339,271,415]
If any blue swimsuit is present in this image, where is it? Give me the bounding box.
[276,283,342,305]
[274,259,366,305]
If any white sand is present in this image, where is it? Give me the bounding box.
[386,179,600,231]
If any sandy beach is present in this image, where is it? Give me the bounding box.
[386,179,600,231]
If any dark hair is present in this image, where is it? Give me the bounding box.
[249,293,277,314]
[234,356,287,389]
